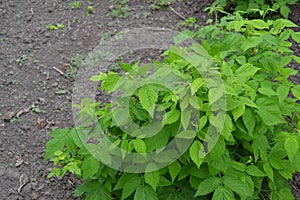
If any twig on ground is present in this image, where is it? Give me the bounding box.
[52,66,64,75]
[169,6,185,20]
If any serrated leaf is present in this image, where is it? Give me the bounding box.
[74,181,112,200]
[258,87,277,97]
[191,78,204,94]
[44,129,69,160]
[280,5,290,19]
[284,136,299,161]
[292,32,300,43]
[246,165,266,177]
[101,72,120,93]
[212,186,235,200]
[277,84,289,103]
[81,155,99,180]
[195,177,221,196]
[208,86,224,105]
[232,104,245,121]
[223,175,253,197]
[134,185,158,200]
[162,109,180,125]
[168,161,181,182]
[291,85,300,100]
[242,108,255,136]
[144,170,160,191]
[133,139,147,153]
[190,140,204,168]
[138,85,158,111]
[263,162,274,182]
[235,64,260,80]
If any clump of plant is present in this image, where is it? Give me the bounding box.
[110,0,130,18]
[45,13,300,200]
[207,0,298,19]
[150,0,173,9]
[47,23,64,30]
[72,1,81,9]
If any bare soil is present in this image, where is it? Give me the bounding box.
[0,0,299,199]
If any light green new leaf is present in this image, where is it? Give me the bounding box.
[195,177,221,196]
[258,87,277,97]
[190,140,204,168]
[280,5,290,19]
[144,170,160,191]
[134,185,158,200]
[198,115,208,131]
[133,139,147,153]
[291,32,300,43]
[212,186,235,200]
[232,104,245,121]
[235,63,260,80]
[239,97,257,108]
[284,136,299,161]
[101,72,120,93]
[291,85,300,100]
[138,85,158,111]
[162,109,180,125]
[44,128,69,160]
[208,86,225,105]
[168,161,181,182]
[191,78,204,94]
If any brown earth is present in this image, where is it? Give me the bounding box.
[0,0,300,199]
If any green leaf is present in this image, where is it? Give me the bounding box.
[144,170,160,191]
[81,155,99,180]
[74,181,112,200]
[292,32,300,43]
[134,185,158,200]
[235,64,260,81]
[239,97,257,108]
[195,177,221,196]
[258,87,277,97]
[284,136,299,161]
[101,72,120,93]
[223,175,253,197]
[212,186,235,200]
[44,129,69,160]
[118,62,132,72]
[162,109,180,125]
[190,140,204,168]
[181,109,191,130]
[277,84,289,103]
[168,161,182,182]
[249,19,270,29]
[138,85,158,111]
[263,162,274,182]
[291,85,300,100]
[232,104,245,121]
[208,86,224,105]
[246,165,266,177]
[191,78,204,94]
[199,115,208,130]
[133,139,147,153]
[280,5,290,19]
[242,108,255,136]
[176,130,196,139]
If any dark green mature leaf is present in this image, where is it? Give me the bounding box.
[212,186,235,200]
[195,177,221,196]
[246,165,266,177]
[81,155,99,180]
[134,185,158,200]
[74,181,112,200]
[138,85,158,111]
[168,161,182,182]
[144,170,160,191]
[223,175,253,197]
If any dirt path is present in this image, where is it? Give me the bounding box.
[0,0,300,199]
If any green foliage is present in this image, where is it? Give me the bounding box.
[208,0,299,19]
[45,12,300,200]
[72,1,81,9]
[110,0,130,18]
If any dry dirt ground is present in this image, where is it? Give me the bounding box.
[0,0,300,199]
